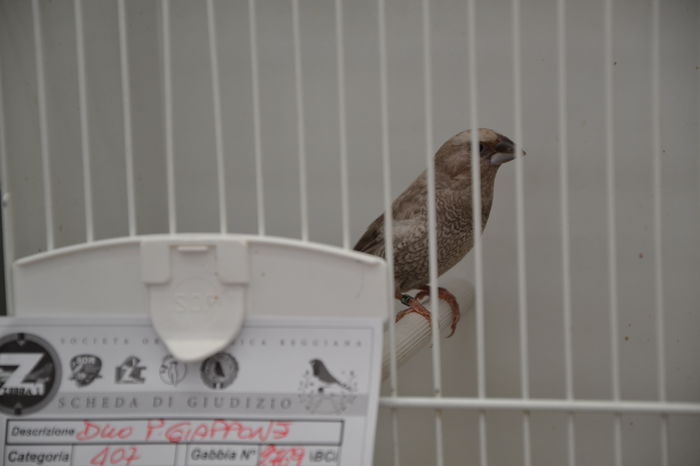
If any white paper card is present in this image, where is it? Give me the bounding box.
[0,317,383,466]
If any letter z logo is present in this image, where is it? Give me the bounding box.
[0,333,61,415]
[0,353,45,393]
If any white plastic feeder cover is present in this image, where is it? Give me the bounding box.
[141,239,249,362]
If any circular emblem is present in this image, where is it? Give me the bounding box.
[159,355,187,386]
[69,354,102,387]
[200,352,238,390]
[0,333,61,415]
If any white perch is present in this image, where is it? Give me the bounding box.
[382,279,475,379]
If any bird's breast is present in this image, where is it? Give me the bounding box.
[393,187,488,291]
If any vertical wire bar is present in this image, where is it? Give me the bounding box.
[434,410,445,466]
[604,0,620,405]
[291,0,309,242]
[566,411,576,466]
[478,413,488,466]
[335,0,351,249]
[378,0,398,398]
[117,0,137,236]
[556,0,577,464]
[420,1,444,464]
[248,0,266,235]
[612,397,623,463]
[650,1,669,464]
[421,0,442,396]
[511,0,531,464]
[74,0,94,243]
[32,0,55,250]
[377,0,398,397]
[659,416,669,466]
[377,0,401,462]
[650,0,666,410]
[0,58,16,314]
[512,0,528,403]
[161,0,176,234]
[206,0,228,234]
[520,414,531,466]
[467,0,485,402]
[604,1,623,465]
[467,0,488,464]
[390,410,401,466]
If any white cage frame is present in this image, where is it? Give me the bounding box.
[0,1,699,465]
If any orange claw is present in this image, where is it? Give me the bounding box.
[395,294,432,323]
[417,286,461,337]
[394,287,461,337]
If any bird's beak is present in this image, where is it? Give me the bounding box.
[490,137,525,166]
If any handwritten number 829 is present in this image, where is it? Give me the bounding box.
[259,445,305,466]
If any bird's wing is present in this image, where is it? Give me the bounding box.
[353,172,429,257]
[353,213,386,256]
[391,172,428,221]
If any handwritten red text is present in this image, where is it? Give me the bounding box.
[89,446,140,466]
[258,445,305,466]
[77,421,134,442]
[145,419,290,443]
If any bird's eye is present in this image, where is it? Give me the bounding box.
[478,143,485,154]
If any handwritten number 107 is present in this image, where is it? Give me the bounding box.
[90,446,140,466]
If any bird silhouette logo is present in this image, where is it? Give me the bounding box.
[309,359,352,392]
[298,359,357,414]
[200,352,238,390]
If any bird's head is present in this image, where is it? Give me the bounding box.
[436,128,524,177]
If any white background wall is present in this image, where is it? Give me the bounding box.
[1,0,699,464]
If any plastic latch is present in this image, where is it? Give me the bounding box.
[141,239,249,362]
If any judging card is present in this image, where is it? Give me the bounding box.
[0,317,383,466]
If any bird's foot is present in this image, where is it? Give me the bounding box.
[395,293,432,324]
[416,286,461,337]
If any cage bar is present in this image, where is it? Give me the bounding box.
[31,0,55,251]
[478,412,488,466]
[248,0,266,236]
[556,0,573,410]
[335,0,351,249]
[206,0,228,234]
[161,0,176,234]
[377,0,397,400]
[0,58,14,314]
[421,0,442,393]
[466,0,488,464]
[420,0,446,464]
[556,0,577,464]
[377,0,402,462]
[650,0,669,464]
[378,397,700,414]
[603,0,623,464]
[511,0,528,403]
[467,0,484,401]
[511,0,531,464]
[117,0,136,236]
[291,0,309,242]
[390,411,401,466]
[650,0,666,413]
[74,0,94,243]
